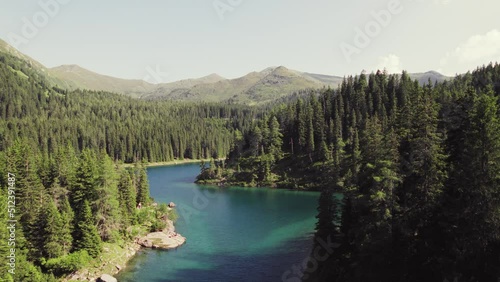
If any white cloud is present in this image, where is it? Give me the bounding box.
[440,29,500,75]
[376,54,402,74]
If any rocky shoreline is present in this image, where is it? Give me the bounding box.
[136,219,186,250]
[66,218,185,281]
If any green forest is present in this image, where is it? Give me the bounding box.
[0,47,499,282]
[199,65,500,281]
[0,52,259,163]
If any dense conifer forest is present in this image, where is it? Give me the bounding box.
[0,52,258,280]
[199,64,500,281]
[0,52,259,163]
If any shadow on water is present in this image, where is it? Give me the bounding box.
[117,234,316,282]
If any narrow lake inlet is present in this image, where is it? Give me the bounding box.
[116,163,320,282]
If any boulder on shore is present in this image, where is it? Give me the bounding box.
[137,231,186,249]
[137,239,153,248]
[168,202,176,208]
[136,219,185,250]
[97,274,117,282]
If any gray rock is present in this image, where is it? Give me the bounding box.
[97,274,117,282]
[140,239,153,248]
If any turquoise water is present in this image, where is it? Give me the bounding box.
[116,164,320,282]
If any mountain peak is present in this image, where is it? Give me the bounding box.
[425,70,443,76]
[260,66,288,74]
[203,73,226,81]
[52,64,86,72]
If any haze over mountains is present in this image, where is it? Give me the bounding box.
[0,39,451,104]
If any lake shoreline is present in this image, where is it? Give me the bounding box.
[197,181,322,193]
[121,158,225,168]
[113,163,320,281]
[111,218,186,281]
[65,215,185,281]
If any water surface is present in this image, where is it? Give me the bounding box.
[116,163,319,282]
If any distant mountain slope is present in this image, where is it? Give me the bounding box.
[0,39,45,70]
[409,71,450,85]
[49,65,227,98]
[238,66,326,104]
[301,72,344,86]
[49,64,155,98]
[0,38,69,87]
[146,66,329,104]
[0,38,453,104]
[162,73,226,89]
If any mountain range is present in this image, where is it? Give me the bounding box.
[0,39,451,104]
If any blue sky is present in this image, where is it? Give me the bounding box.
[1,0,499,82]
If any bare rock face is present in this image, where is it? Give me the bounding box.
[97,274,117,282]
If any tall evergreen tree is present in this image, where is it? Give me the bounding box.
[70,149,99,216]
[58,196,74,255]
[136,163,150,206]
[74,201,102,258]
[268,116,284,161]
[41,200,65,259]
[117,169,136,224]
[95,154,121,241]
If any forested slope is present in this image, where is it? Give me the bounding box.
[200,64,500,281]
[0,51,258,163]
[0,51,258,281]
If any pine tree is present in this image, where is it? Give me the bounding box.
[311,188,341,280]
[268,116,283,161]
[249,126,263,157]
[311,93,325,149]
[41,200,65,259]
[95,154,121,241]
[136,163,150,206]
[117,169,136,224]
[319,140,331,162]
[315,189,339,241]
[58,196,74,255]
[74,201,102,258]
[70,149,99,216]
[6,140,45,225]
[354,117,401,280]
[306,109,315,156]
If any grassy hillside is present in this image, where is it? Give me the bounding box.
[0,38,452,105]
[48,64,155,98]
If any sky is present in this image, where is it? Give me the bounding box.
[0,0,499,83]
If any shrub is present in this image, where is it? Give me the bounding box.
[167,209,179,222]
[43,250,92,275]
[150,219,167,232]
